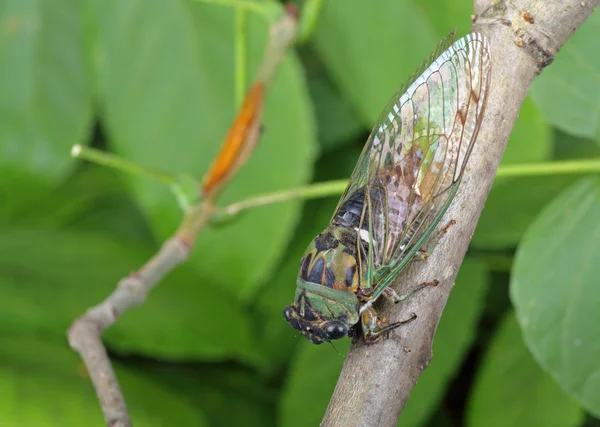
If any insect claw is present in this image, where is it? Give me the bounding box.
[383,287,402,304]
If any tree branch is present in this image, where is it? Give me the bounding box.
[67,7,298,426]
[320,1,599,426]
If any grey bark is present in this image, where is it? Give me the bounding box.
[320,1,599,426]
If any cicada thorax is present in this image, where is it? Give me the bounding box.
[298,187,372,293]
[298,226,364,293]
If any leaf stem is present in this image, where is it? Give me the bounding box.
[296,0,324,43]
[71,145,176,186]
[235,8,248,108]
[192,0,280,20]
[220,179,347,217]
[496,159,600,178]
[217,158,600,220]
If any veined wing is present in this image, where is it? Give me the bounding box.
[331,32,492,295]
[332,31,458,221]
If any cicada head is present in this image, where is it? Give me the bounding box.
[283,226,362,344]
[283,281,360,344]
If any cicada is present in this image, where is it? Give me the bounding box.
[283,32,492,344]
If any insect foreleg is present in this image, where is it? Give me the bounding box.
[396,280,439,301]
[361,305,417,341]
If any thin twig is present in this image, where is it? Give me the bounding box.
[70,144,177,188]
[214,157,600,221]
[321,1,599,426]
[67,7,299,426]
[235,8,248,108]
[496,158,600,178]
[296,0,325,43]
[201,6,298,197]
[220,179,348,217]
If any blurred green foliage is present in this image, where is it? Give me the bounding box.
[0,0,599,426]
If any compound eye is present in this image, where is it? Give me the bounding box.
[326,323,347,340]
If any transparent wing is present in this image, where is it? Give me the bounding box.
[332,31,458,218]
[331,32,492,295]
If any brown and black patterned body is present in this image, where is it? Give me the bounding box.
[284,32,492,344]
[298,189,370,294]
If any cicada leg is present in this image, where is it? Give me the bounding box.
[361,305,417,341]
[413,219,456,262]
[360,279,439,306]
[362,280,438,341]
[382,287,403,303]
[383,280,439,304]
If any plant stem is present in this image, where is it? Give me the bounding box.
[218,158,600,219]
[192,0,279,20]
[296,0,324,43]
[68,9,300,424]
[222,179,347,217]
[71,145,176,186]
[496,158,600,178]
[235,8,248,108]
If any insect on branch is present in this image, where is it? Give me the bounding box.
[67,7,298,427]
[320,1,600,426]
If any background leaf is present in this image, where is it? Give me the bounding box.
[414,0,474,36]
[301,46,364,152]
[0,334,207,426]
[511,178,600,416]
[92,0,317,301]
[530,10,600,142]
[279,338,350,427]
[467,312,584,427]
[473,97,553,249]
[1,1,599,425]
[0,228,261,364]
[0,0,91,215]
[312,0,441,126]
[132,362,276,427]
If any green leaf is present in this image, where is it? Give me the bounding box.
[301,46,364,151]
[511,178,600,417]
[0,333,207,426]
[312,0,441,127]
[500,97,553,165]
[0,0,92,213]
[0,228,261,364]
[473,98,555,249]
[473,176,578,250]
[399,259,489,426]
[530,10,600,141]
[91,1,316,300]
[279,338,350,427]
[467,312,584,427]
[136,362,276,427]
[8,165,151,239]
[279,259,488,427]
[554,129,600,161]
[414,0,475,37]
